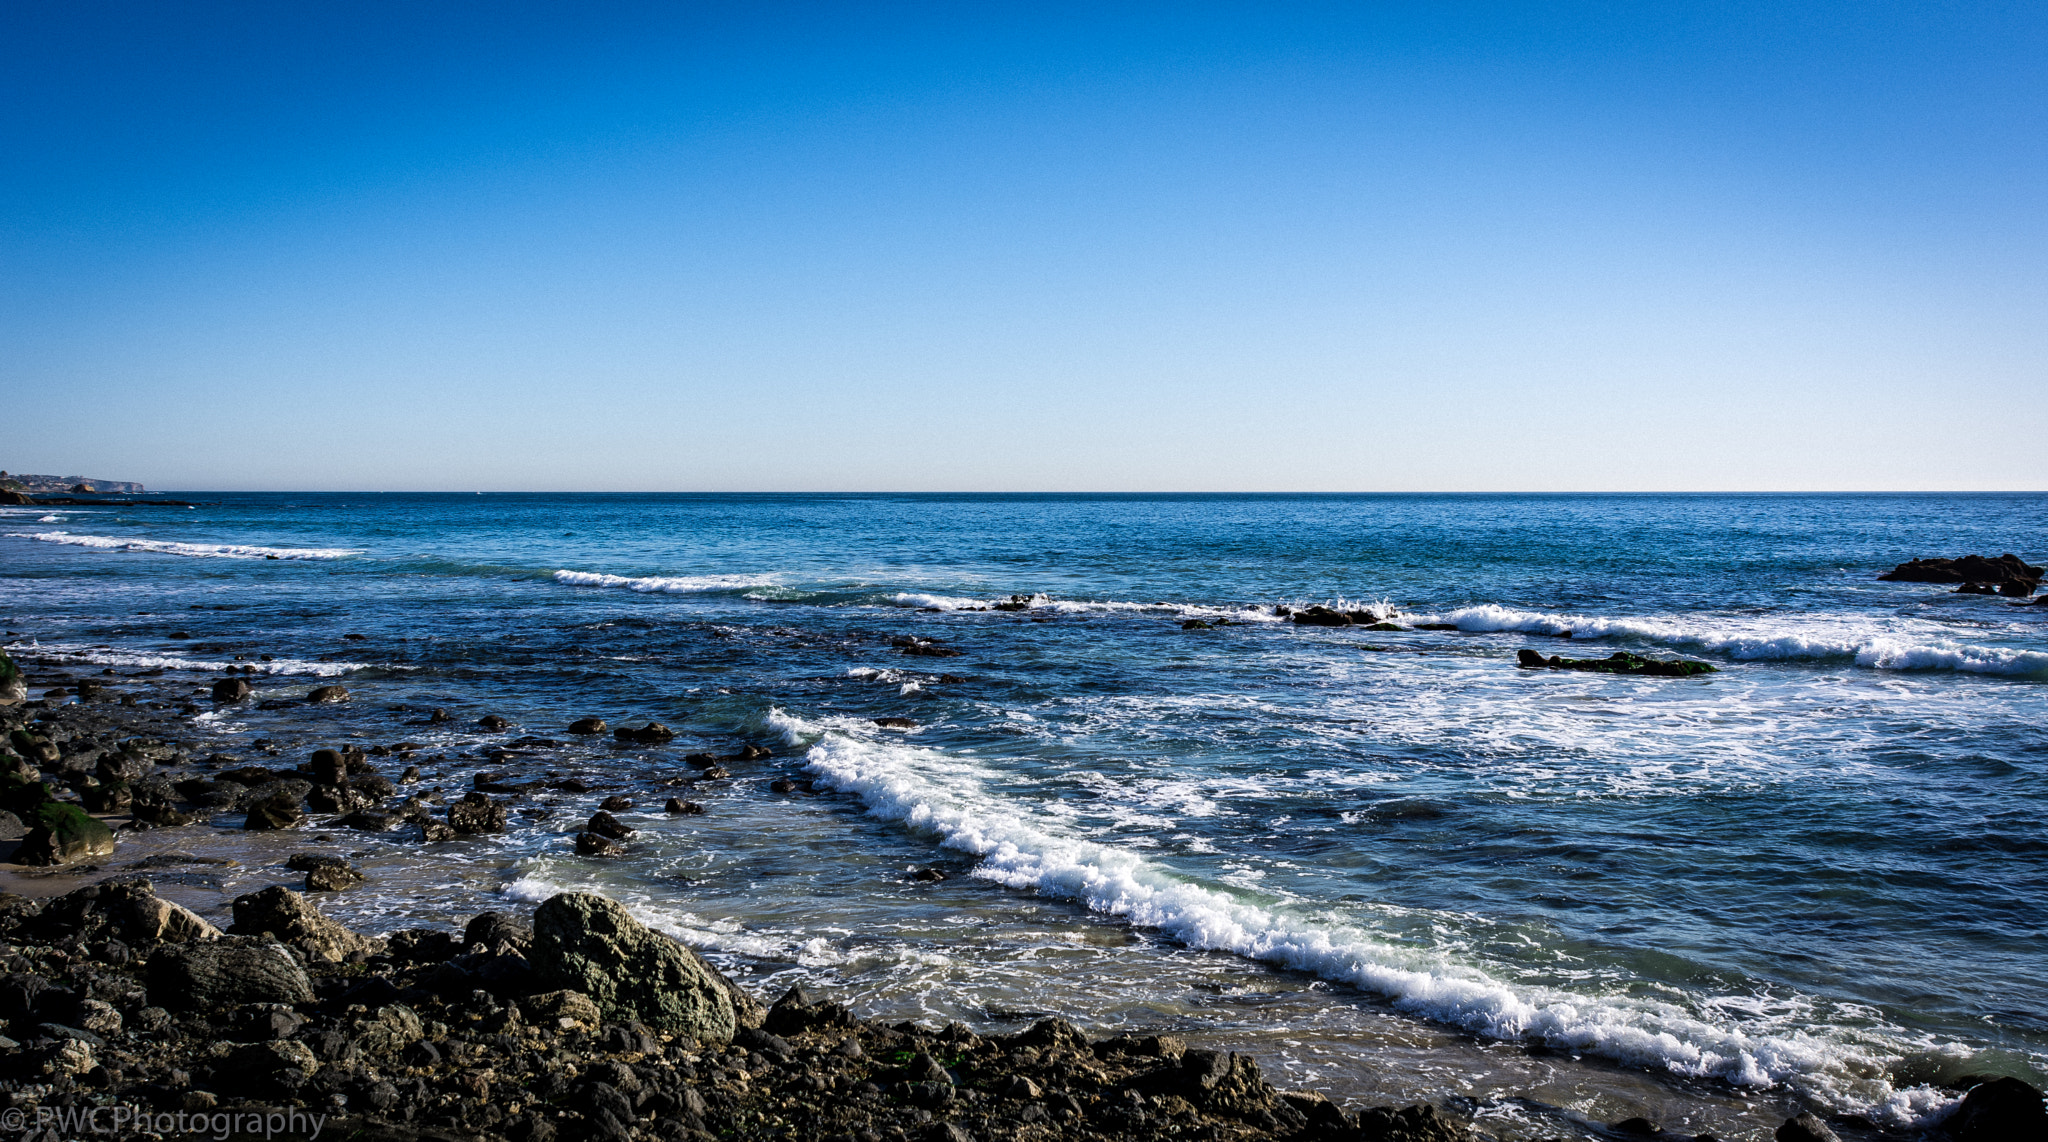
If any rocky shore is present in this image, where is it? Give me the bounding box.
[2,654,2042,1142]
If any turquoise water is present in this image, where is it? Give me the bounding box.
[4,492,2044,1134]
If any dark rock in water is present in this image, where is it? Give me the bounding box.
[683,752,720,770]
[338,809,404,832]
[586,810,634,839]
[1941,1077,2046,1141]
[614,722,676,744]
[1774,1112,1841,1142]
[147,942,314,1010]
[738,743,772,759]
[1364,622,1407,632]
[244,793,306,830]
[530,892,753,1040]
[129,786,192,827]
[1292,605,1352,627]
[769,778,799,794]
[1881,553,2042,595]
[1516,648,1717,677]
[911,867,947,882]
[230,885,379,962]
[664,798,704,815]
[211,677,253,703]
[1181,619,1214,630]
[16,802,117,865]
[568,717,607,735]
[575,831,623,856]
[449,791,508,834]
[873,716,917,728]
[309,748,347,785]
[478,714,510,731]
[305,685,350,704]
[287,854,365,892]
[902,642,962,657]
[599,794,632,811]
[429,707,453,723]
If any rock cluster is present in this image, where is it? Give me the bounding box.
[1516,649,1717,677]
[1880,553,2043,597]
[0,880,1518,1142]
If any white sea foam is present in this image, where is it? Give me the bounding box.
[6,530,361,559]
[793,721,1966,1125]
[553,569,782,593]
[886,591,1283,622]
[1412,604,2048,678]
[12,642,369,677]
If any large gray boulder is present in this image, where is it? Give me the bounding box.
[529,893,758,1042]
[147,942,314,1010]
[229,885,379,963]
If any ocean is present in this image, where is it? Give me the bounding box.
[3,492,2044,1140]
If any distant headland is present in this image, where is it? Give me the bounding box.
[0,470,145,495]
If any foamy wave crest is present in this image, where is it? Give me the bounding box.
[6,531,361,559]
[886,592,1282,622]
[553,569,782,594]
[14,642,367,677]
[1416,604,2048,678]
[799,728,1963,1124]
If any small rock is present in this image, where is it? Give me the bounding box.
[872,717,917,728]
[244,793,306,830]
[614,722,676,744]
[306,685,350,704]
[568,717,608,735]
[586,810,634,839]
[211,677,253,703]
[576,831,624,856]
[911,867,947,882]
[599,794,632,811]
[664,798,704,815]
[429,708,453,723]
[448,791,508,834]
[478,714,510,731]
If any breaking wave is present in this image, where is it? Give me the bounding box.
[6,531,361,560]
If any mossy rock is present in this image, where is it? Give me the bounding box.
[15,801,116,865]
[0,652,24,703]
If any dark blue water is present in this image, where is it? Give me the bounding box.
[4,492,2044,1134]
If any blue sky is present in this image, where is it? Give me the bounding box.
[3,2,2043,491]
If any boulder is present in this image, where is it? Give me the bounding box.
[305,685,350,704]
[229,885,378,962]
[21,878,220,945]
[309,748,347,785]
[210,677,253,703]
[449,791,508,834]
[244,793,306,830]
[147,942,314,1010]
[1291,605,1352,627]
[568,717,608,736]
[14,802,116,865]
[529,892,757,1041]
[1516,649,1717,677]
[1941,1077,2046,1140]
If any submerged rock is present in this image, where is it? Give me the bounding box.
[1516,649,1717,677]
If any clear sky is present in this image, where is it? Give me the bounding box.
[3,2,2043,491]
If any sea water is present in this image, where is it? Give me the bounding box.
[3,492,2044,1139]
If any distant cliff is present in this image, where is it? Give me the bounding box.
[0,471,146,494]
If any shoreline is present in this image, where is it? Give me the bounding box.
[0,657,2034,1142]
